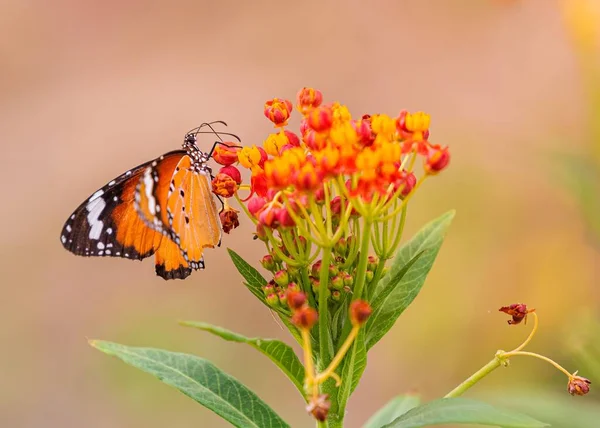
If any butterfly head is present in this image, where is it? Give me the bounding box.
[183,133,211,173]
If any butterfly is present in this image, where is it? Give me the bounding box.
[60,121,241,280]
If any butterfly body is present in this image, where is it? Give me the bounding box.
[60,127,230,280]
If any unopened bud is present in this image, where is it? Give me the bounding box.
[311,278,320,293]
[278,291,288,306]
[328,264,339,278]
[331,290,341,302]
[568,374,591,396]
[261,255,277,272]
[342,272,354,287]
[367,255,379,271]
[266,293,279,308]
[274,270,290,287]
[286,290,307,310]
[262,281,276,296]
[365,270,374,283]
[350,300,372,326]
[292,307,318,329]
[334,237,348,257]
[330,275,344,290]
[287,282,300,293]
[311,260,322,277]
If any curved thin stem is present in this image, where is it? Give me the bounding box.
[507,313,538,354]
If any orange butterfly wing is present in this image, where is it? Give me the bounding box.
[163,156,222,269]
[62,152,193,280]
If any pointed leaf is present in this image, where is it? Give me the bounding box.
[382,398,548,428]
[180,321,305,396]
[90,340,289,428]
[363,394,421,428]
[366,210,455,350]
[228,248,268,291]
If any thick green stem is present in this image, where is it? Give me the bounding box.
[444,357,502,398]
[318,249,333,365]
[352,219,373,300]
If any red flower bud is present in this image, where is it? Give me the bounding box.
[311,260,322,277]
[287,282,300,293]
[303,129,328,151]
[342,272,353,287]
[264,98,293,127]
[262,281,276,295]
[297,87,323,114]
[212,142,241,166]
[276,207,296,228]
[212,173,237,198]
[354,118,374,146]
[218,165,242,184]
[568,374,591,396]
[286,290,306,310]
[274,269,290,287]
[266,293,279,307]
[394,170,417,198]
[331,290,341,302]
[292,306,318,329]
[260,254,277,271]
[350,300,372,326]
[219,207,239,234]
[367,255,379,271]
[330,275,344,290]
[278,290,288,305]
[247,196,267,217]
[258,205,279,228]
[307,105,334,132]
[425,144,450,175]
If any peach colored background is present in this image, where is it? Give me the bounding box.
[1,1,598,427]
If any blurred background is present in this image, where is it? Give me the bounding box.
[1,0,599,427]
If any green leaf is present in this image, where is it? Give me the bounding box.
[228,248,268,296]
[180,321,305,397]
[335,328,367,418]
[382,398,548,428]
[366,210,455,350]
[90,340,289,428]
[363,394,421,428]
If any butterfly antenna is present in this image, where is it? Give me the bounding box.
[185,121,228,138]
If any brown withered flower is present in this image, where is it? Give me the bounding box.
[568,373,591,396]
[219,207,239,234]
[306,394,330,422]
[499,303,535,325]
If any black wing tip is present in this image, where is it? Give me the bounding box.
[155,263,192,280]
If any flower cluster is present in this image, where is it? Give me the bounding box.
[213,88,450,421]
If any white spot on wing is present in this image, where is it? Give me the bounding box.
[86,197,106,240]
[97,242,105,249]
[89,189,104,202]
[61,235,66,244]
[66,225,72,233]
[143,169,157,215]
[108,180,116,186]
[106,228,113,235]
